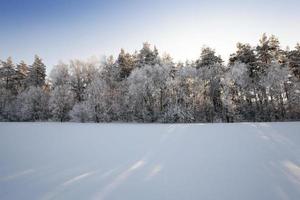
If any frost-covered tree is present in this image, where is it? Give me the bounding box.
[0,88,14,121]
[84,77,110,122]
[50,62,70,87]
[255,34,283,121]
[100,56,119,87]
[69,60,86,102]
[287,43,300,79]
[229,43,258,79]
[69,56,122,122]
[164,65,205,122]
[223,62,254,121]
[260,62,290,120]
[199,64,225,122]
[17,86,49,121]
[286,79,300,119]
[69,102,91,122]
[99,56,125,121]
[69,59,99,102]
[127,64,171,122]
[49,85,74,121]
[49,62,74,121]
[1,36,300,122]
[195,48,225,121]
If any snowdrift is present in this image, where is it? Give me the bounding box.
[0,122,300,200]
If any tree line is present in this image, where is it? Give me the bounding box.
[0,34,299,122]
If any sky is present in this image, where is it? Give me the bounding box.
[0,0,300,72]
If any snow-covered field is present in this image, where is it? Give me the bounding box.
[0,122,300,200]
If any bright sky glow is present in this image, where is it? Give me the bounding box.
[0,0,299,71]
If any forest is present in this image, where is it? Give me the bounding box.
[0,34,299,123]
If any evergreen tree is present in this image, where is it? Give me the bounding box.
[0,58,18,121]
[117,49,135,79]
[230,43,257,65]
[16,61,29,91]
[195,47,224,121]
[0,57,17,92]
[287,43,300,79]
[229,43,258,78]
[256,33,272,66]
[256,34,282,70]
[256,34,285,121]
[101,55,126,121]
[27,55,46,87]
[196,47,223,69]
[136,43,160,67]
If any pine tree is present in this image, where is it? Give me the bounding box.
[27,55,46,87]
[287,43,300,79]
[256,33,272,66]
[0,57,17,92]
[16,61,29,91]
[0,36,299,123]
[136,43,160,67]
[100,56,124,121]
[196,47,223,69]
[195,47,224,121]
[117,49,135,79]
[229,43,258,78]
[230,43,256,65]
[256,34,282,70]
[268,35,282,61]
[255,34,284,121]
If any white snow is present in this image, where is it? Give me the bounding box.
[0,122,300,200]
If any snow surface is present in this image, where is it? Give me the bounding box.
[0,122,300,200]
